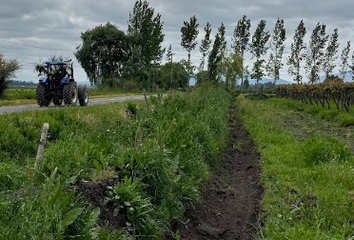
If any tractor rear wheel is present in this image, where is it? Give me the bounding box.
[63,82,78,106]
[36,83,50,107]
[78,85,89,106]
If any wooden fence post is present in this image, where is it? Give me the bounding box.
[143,88,150,110]
[34,123,49,171]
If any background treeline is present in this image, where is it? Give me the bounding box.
[74,1,354,91]
[8,80,37,88]
[2,0,354,95]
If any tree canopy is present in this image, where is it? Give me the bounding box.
[127,0,165,88]
[75,22,129,86]
[305,22,328,84]
[288,20,307,84]
[0,53,20,97]
[208,23,226,82]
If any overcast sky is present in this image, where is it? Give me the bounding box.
[1,0,354,83]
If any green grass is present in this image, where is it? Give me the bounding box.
[266,97,354,126]
[0,84,230,239]
[0,87,156,106]
[237,95,354,240]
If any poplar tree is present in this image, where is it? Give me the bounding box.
[166,45,173,62]
[199,22,212,71]
[266,18,286,86]
[181,15,199,80]
[208,23,226,81]
[127,0,165,87]
[339,41,351,80]
[231,15,251,84]
[305,22,328,84]
[250,20,270,86]
[323,28,339,79]
[350,51,354,81]
[288,20,307,84]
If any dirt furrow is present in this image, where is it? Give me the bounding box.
[166,101,263,240]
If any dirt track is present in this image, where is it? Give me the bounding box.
[166,100,263,240]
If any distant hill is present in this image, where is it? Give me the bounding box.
[245,77,292,85]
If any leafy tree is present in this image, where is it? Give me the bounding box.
[350,51,354,81]
[266,18,286,86]
[244,78,250,89]
[166,45,173,63]
[127,0,165,88]
[208,23,226,81]
[195,70,209,84]
[250,20,270,86]
[199,22,212,71]
[339,41,351,79]
[218,51,243,90]
[305,22,329,84]
[323,28,339,79]
[231,15,251,84]
[287,20,307,84]
[181,15,199,80]
[156,61,188,89]
[75,22,129,86]
[0,53,20,97]
[165,44,174,88]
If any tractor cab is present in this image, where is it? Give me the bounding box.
[44,60,74,82]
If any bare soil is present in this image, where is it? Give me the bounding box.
[166,101,263,240]
[71,178,128,229]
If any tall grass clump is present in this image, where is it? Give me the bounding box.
[302,135,352,165]
[0,84,231,239]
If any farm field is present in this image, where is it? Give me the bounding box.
[237,95,354,239]
[1,85,354,239]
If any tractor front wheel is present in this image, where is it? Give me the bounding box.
[36,83,50,107]
[78,85,89,106]
[63,82,78,106]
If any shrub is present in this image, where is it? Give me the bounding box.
[123,80,138,92]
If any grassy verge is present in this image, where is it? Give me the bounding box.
[0,84,230,239]
[0,87,156,107]
[237,95,354,239]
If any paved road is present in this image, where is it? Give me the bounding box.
[0,95,147,115]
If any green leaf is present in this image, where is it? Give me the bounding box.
[60,208,83,231]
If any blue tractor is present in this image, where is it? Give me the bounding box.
[36,60,89,107]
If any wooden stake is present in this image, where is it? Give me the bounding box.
[143,88,150,110]
[34,123,49,171]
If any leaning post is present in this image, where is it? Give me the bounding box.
[34,123,49,171]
